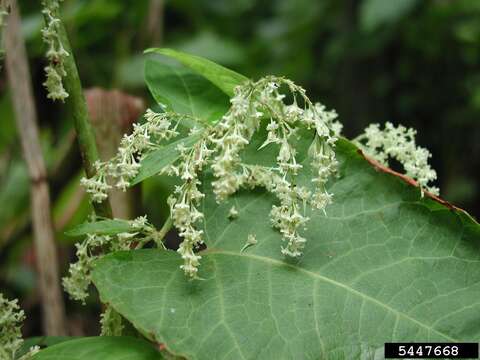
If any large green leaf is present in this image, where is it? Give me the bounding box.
[145,56,229,123]
[31,337,162,360]
[146,48,248,97]
[92,137,480,359]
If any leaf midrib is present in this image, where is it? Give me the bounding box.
[203,249,458,342]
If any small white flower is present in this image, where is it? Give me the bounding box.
[241,234,258,252]
[228,206,239,220]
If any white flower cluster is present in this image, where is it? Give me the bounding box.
[166,138,212,277]
[82,76,339,278]
[209,78,339,257]
[63,216,160,303]
[41,0,69,101]
[0,5,8,69]
[99,305,124,336]
[0,294,39,360]
[165,76,339,274]
[81,109,181,202]
[354,122,439,195]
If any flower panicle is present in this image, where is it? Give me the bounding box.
[41,0,69,101]
[80,76,340,278]
[354,122,439,195]
[0,294,39,360]
[81,109,182,202]
[206,76,339,257]
[63,216,160,302]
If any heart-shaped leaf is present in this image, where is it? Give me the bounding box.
[92,138,480,359]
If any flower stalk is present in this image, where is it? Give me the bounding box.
[40,0,112,217]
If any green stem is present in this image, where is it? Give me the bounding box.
[155,216,173,247]
[51,12,112,218]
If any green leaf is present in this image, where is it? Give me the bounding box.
[360,0,418,31]
[92,135,480,359]
[65,219,132,237]
[31,337,162,360]
[17,337,72,359]
[145,56,229,123]
[131,133,202,185]
[145,48,248,97]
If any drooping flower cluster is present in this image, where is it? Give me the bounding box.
[0,294,39,360]
[354,122,439,195]
[41,0,69,101]
[99,305,124,336]
[63,216,161,303]
[0,5,8,70]
[166,138,212,277]
[205,77,339,257]
[81,109,182,202]
[81,76,340,277]
[163,77,339,274]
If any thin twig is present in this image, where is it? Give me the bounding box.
[4,0,66,335]
[146,0,164,46]
[155,216,173,246]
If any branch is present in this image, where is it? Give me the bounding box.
[44,4,112,218]
[4,0,66,335]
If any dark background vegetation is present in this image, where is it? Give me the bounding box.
[1,0,479,336]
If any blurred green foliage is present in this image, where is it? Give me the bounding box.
[0,0,478,336]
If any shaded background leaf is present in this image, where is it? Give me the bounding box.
[360,0,419,32]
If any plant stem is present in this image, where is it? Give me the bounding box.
[4,0,66,335]
[49,8,112,218]
[155,216,173,246]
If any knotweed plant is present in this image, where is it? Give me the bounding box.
[79,76,340,279]
[354,122,439,195]
[0,294,39,360]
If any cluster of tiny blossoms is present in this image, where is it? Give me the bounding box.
[0,5,8,70]
[63,216,160,303]
[41,0,69,101]
[207,78,339,257]
[99,305,124,336]
[163,77,339,274]
[354,122,439,195]
[81,109,182,202]
[0,294,39,360]
[82,76,339,277]
[165,137,212,277]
